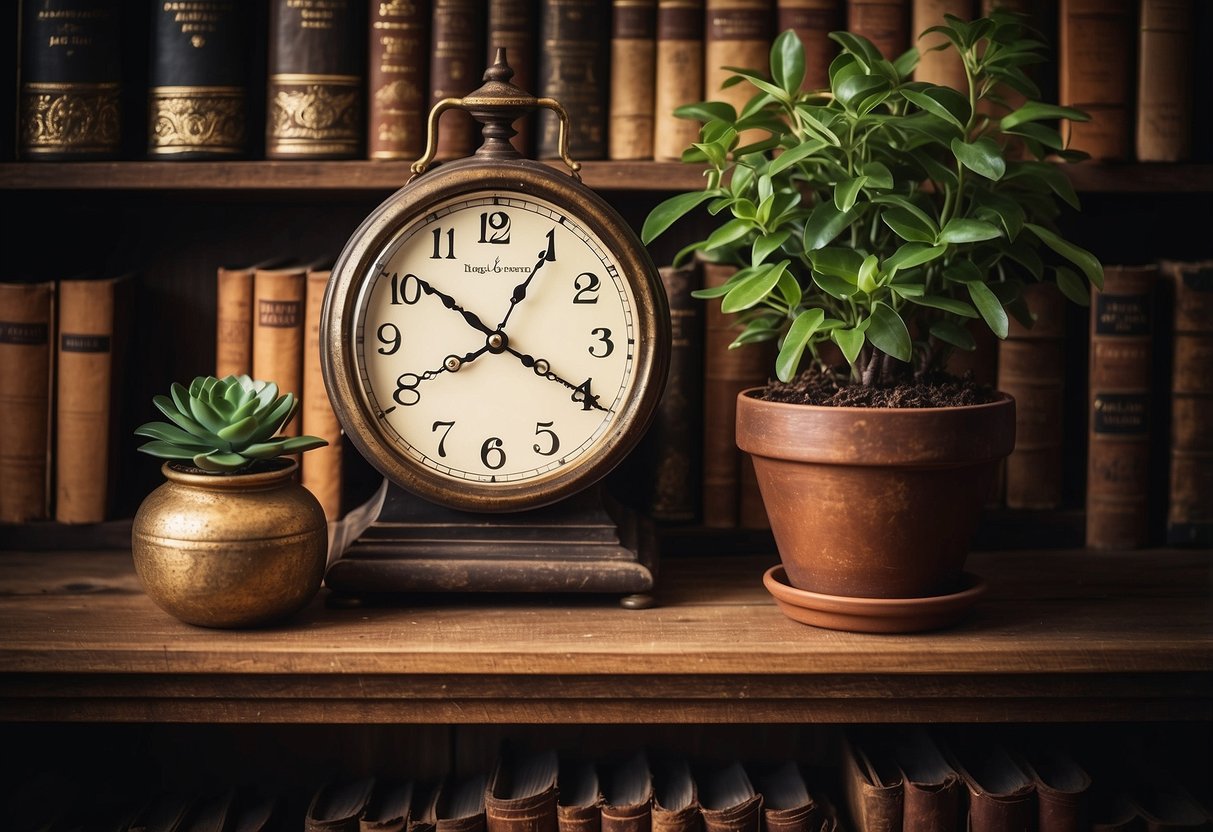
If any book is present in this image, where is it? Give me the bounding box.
[430,0,486,162]
[651,756,698,832]
[653,0,705,161]
[0,280,54,523]
[841,731,903,832]
[1012,747,1090,832]
[252,263,309,437]
[704,0,773,145]
[485,746,559,832]
[216,259,274,379]
[695,761,760,832]
[487,0,540,155]
[945,742,1035,832]
[306,777,377,832]
[601,752,653,832]
[609,0,657,160]
[998,281,1067,509]
[1136,0,1194,162]
[55,274,132,524]
[1058,0,1134,160]
[128,792,195,832]
[912,0,971,92]
[1087,265,1157,550]
[537,0,609,160]
[748,761,822,832]
[303,265,344,521]
[845,0,909,61]
[19,0,122,159]
[557,756,603,832]
[1162,259,1213,546]
[436,774,489,832]
[890,729,961,832]
[362,780,414,832]
[266,0,363,159]
[368,0,430,161]
[148,1,250,158]
[776,0,843,91]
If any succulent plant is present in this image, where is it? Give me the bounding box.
[135,375,328,473]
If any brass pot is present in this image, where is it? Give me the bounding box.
[132,459,327,628]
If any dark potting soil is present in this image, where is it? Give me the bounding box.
[759,366,999,408]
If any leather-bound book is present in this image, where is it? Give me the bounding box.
[602,752,654,832]
[368,0,429,160]
[653,0,704,161]
[748,761,822,832]
[841,731,903,832]
[148,1,250,158]
[695,762,760,832]
[998,282,1066,509]
[1163,259,1213,546]
[776,0,843,91]
[651,756,698,832]
[846,0,909,61]
[1087,265,1157,550]
[361,781,415,832]
[912,0,970,91]
[216,258,271,379]
[436,774,489,832]
[19,0,122,159]
[704,0,772,145]
[55,274,132,524]
[485,747,559,832]
[890,729,961,832]
[946,743,1035,832]
[488,0,540,155]
[558,757,603,832]
[0,281,54,523]
[252,263,309,437]
[430,0,485,162]
[537,0,609,159]
[1058,0,1133,160]
[128,792,195,832]
[266,0,363,159]
[609,0,657,160]
[1137,0,1194,162]
[1013,747,1091,832]
[303,264,343,520]
[306,777,377,832]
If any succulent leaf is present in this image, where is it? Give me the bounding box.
[242,440,289,459]
[134,421,214,450]
[278,435,329,454]
[188,396,228,436]
[138,440,208,460]
[152,395,211,440]
[193,451,249,473]
[216,415,260,445]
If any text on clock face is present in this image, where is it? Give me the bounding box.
[354,192,640,484]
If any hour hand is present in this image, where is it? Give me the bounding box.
[408,273,494,336]
[505,346,608,413]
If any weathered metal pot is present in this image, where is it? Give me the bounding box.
[736,391,1015,599]
[132,459,327,628]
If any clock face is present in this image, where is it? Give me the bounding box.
[349,190,643,505]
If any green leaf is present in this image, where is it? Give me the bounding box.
[835,75,888,110]
[152,394,210,439]
[752,230,792,266]
[890,283,925,298]
[871,195,939,235]
[1000,101,1090,130]
[768,139,828,174]
[1024,223,1103,289]
[891,47,920,79]
[813,271,857,300]
[930,320,977,350]
[279,436,329,454]
[133,421,215,450]
[834,176,868,212]
[884,243,947,274]
[703,217,754,252]
[722,262,787,313]
[857,254,879,294]
[252,395,296,442]
[967,280,1009,339]
[832,326,866,366]
[170,382,191,417]
[136,440,210,461]
[828,31,883,68]
[194,452,250,473]
[242,440,289,460]
[809,247,864,280]
[1004,121,1066,151]
[939,219,1002,244]
[188,396,227,436]
[642,190,719,244]
[730,318,780,347]
[673,101,737,123]
[720,66,790,102]
[901,86,970,131]
[803,201,860,251]
[950,137,1006,180]
[771,29,806,95]
[909,294,979,317]
[777,268,803,309]
[882,208,938,243]
[861,161,894,189]
[216,415,260,445]
[775,309,826,382]
[1054,266,1090,306]
[868,301,912,361]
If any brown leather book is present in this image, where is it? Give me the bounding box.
[609,0,658,160]
[1162,259,1213,546]
[602,752,654,832]
[266,0,363,159]
[0,281,54,523]
[846,0,909,61]
[361,781,415,832]
[303,265,343,520]
[558,756,604,832]
[485,747,559,832]
[178,790,236,832]
[488,0,540,155]
[306,777,377,832]
[1087,265,1157,550]
[777,0,843,91]
[431,0,486,162]
[695,761,760,832]
[252,263,309,437]
[653,0,705,161]
[1136,0,1194,162]
[1013,747,1091,832]
[128,792,196,832]
[651,756,699,832]
[912,0,970,91]
[841,732,903,832]
[748,761,822,832]
[946,742,1036,832]
[1058,0,1134,160]
[998,282,1067,509]
[216,260,263,379]
[368,0,429,160]
[411,783,442,832]
[436,774,489,832]
[55,274,132,524]
[891,729,961,832]
[537,0,610,160]
[704,0,773,145]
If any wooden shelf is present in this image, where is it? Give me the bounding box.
[1,160,1211,193]
[0,548,1208,725]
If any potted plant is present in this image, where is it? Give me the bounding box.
[131,374,329,628]
[643,13,1102,628]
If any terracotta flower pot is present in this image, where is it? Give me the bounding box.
[736,391,1015,600]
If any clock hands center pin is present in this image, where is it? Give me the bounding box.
[505,346,608,413]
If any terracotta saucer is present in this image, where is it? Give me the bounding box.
[762,565,987,634]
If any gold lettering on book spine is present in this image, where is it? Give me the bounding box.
[21,83,120,154]
[150,86,246,154]
[268,75,361,155]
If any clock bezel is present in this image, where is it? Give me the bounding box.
[321,156,670,513]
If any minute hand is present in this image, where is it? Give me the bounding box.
[506,346,609,413]
[410,273,495,336]
[497,231,556,331]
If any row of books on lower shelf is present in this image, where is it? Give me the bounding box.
[8,731,1213,832]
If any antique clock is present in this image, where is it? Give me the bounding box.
[320,53,670,602]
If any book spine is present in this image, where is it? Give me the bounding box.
[999,282,1066,510]
[431,0,485,162]
[252,266,307,437]
[215,265,255,378]
[609,0,657,160]
[1087,265,1156,550]
[653,0,704,161]
[705,1,773,131]
[1164,260,1213,546]
[19,0,122,160]
[303,268,343,521]
[368,0,429,160]
[537,0,609,159]
[912,0,970,92]
[266,0,363,159]
[776,0,843,91]
[845,0,909,61]
[1136,0,1193,162]
[487,0,539,155]
[1058,0,1134,161]
[0,282,55,523]
[148,1,250,158]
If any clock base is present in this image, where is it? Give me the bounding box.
[323,483,657,603]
